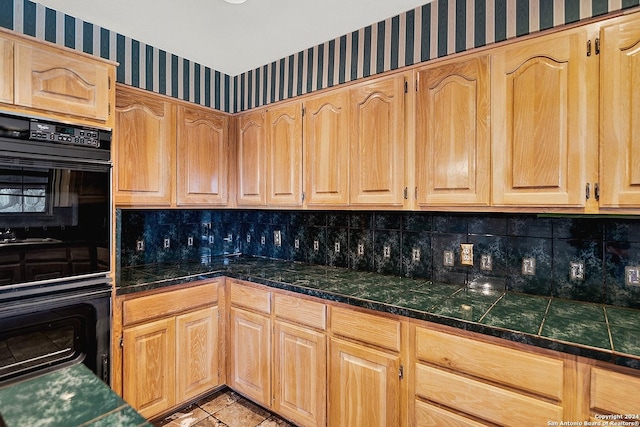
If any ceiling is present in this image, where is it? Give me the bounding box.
[34,0,430,76]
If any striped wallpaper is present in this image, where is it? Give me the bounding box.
[1,0,639,114]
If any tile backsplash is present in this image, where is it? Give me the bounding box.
[117,209,640,309]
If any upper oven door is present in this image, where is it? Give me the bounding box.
[0,143,111,287]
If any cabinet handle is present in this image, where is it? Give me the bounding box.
[586,183,590,200]
[595,183,600,201]
[404,187,408,200]
[587,39,592,56]
[595,38,600,55]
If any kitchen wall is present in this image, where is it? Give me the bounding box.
[118,209,640,309]
[3,0,639,113]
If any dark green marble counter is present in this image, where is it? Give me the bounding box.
[117,256,640,370]
[0,363,149,427]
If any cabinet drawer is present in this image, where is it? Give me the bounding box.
[591,367,640,415]
[330,306,400,352]
[415,364,563,426]
[415,326,563,401]
[274,293,326,330]
[123,281,219,326]
[230,281,271,314]
[415,399,485,427]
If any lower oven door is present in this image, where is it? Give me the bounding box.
[0,280,111,386]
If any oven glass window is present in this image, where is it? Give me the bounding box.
[0,167,49,214]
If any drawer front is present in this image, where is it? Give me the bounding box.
[123,281,219,326]
[330,306,400,352]
[229,280,271,314]
[591,367,640,415]
[415,326,564,401]
[274,293,326,330]
[415,364,563,426]
[415,399,486,427]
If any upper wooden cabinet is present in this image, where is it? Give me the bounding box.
[415,55,491,207]
[266,102,303,206]
[236,109,267,206]
[176,105,229,206]
[350,75,406,206]
[491,27,591,208]
[0,28,115,127]
[114,85,175,206]
[303,90,350,206]
[598,15,640,209]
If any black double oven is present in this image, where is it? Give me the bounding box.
[0,112,112,386]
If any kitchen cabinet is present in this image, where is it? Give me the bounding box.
[415,55,491,207]
[114,85,175,206]
[350,74,406,207]
[236,109,267,206]
[586,364,640,420]
[0,28,115,127]
[410,323,579,426]
[228,280,272,406]
[120,281,220,419]
[491,26,591,208]
[328,306,402,427]
[176,104,229,206]
[598,14,640,209]
[303,90,350,206]
[266,101,303,206]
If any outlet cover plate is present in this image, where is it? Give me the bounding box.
[461,243,473,266]
[522,257,536,276]
[625,266,640,287]
[570,261,585,280]
[444,250,454,266]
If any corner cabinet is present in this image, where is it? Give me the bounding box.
[119,281,221,419]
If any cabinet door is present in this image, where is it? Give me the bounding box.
[237,110,267,206]
[416,55,490,206]
[350,76,405,206]
[114,86,174,206]
[14,42,110,122]
[599,16,640,208]
[328,337,400,427]
[176,105,228,206]
[123,317,176,419]
[273,321,326,427]
[492,28,590,207]
[0,37,12,104]
[303,90,350,206]
[176,306,220,403]
[266,102,303,206]
[229,307,271,406]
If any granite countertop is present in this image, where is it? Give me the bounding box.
[117,256,640,370]
[0,363,149,427]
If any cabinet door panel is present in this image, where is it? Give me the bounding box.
[416,56,490,206]
[14,42,110,121]
[176,306,219,402]
[266,103,302,206]
[328,338,400,427]
[273,321,326,427]
[229,307,271,406]
[350,76,405,206]
[0,37,12,104]
[492,29,589,206]
[303,91,350,206]
[177,105,228,205]
[237,110,266,206]
[114,86,174,206]
[599,16,640,207]
[123,318,176,419]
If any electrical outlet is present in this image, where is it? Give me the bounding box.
[274,230,282,247]
[481,254,493,271]
[163,238,170,249]
[522,257,536,276]
[136,239,145,252]
[460,243,473,266]
[357,244,365,256]
[187,236,194,247]
[313,240,319,251]
[246,234,251,243]
[334,242,340,253]
[444,250,454,266]
[209,235,215,244]
[570,261,585,280]
[412,248,421,262]
[261,235,266,245]
[383,246,391,258]
[625,266,640,287]
[294,239,300,249]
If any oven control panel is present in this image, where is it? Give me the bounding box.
[29,122,105,148]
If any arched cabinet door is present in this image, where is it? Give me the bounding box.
[599,15,640,208]
[236,109,267,206]
[491,27,591,208]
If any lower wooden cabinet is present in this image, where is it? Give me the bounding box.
[119,281,220,419]
[587,364,640,420]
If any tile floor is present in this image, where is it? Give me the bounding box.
[153,388,297,427]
